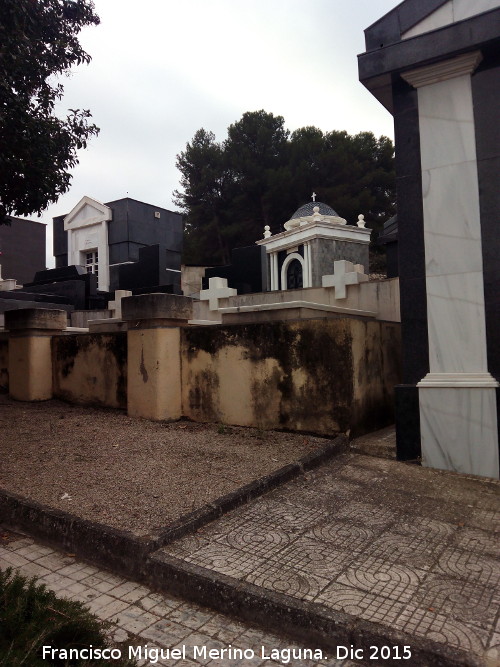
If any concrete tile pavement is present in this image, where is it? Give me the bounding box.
[158,453,500,666]
[1,449,499,666]
[0,531,348,667]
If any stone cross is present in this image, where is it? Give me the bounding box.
[322,260,368,299]
[108,289,132,319]
[199,277,237,311]
[311,192,317,202]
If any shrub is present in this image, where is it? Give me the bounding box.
[0,567,135,666]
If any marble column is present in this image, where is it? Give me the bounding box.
[402,53,499,478]
[98,218,110,292]
[270,252,279,291]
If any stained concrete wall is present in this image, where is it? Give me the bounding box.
[52,333,127,409]
[7,313,401,438]
[181,318,401,437]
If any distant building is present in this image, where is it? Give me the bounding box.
[53,196,183,294]
[0,217,46,285]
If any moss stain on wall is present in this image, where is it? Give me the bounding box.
[182,319,359,436]
[52,333,127,409]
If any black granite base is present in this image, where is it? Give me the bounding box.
[395,384,421,461]
[497,387,500,467]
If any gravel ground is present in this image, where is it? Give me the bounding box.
[0,393,330,536]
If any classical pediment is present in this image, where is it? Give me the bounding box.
[402,0,498,40]
[64,196,112,231]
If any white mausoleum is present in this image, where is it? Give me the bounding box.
[257,197,371,291]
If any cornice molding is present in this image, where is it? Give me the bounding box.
[401,51,482,88]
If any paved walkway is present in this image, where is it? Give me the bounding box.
[1,450,499,666]
[0,530,347,666]
[157,453,500,666]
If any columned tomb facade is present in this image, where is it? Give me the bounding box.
[359,0,500,477]
[257,199,371,291]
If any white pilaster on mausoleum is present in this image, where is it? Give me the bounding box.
[402,53,499,478]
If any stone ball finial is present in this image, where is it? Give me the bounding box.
[357,214,366,228]
[263,225,271,238]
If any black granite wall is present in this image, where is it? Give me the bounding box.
[203,246,267,294]
[0,217,46,284]
[472,49,500,383]
[53,198,183,272]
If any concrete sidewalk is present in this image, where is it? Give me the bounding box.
[0,531,347,666]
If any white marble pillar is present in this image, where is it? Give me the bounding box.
[270,252,279,291]
[98,219,110,291]
[403,53,499,478]
[304,242,313,288]
[67,228,74,266]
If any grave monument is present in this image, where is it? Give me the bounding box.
[53,196,183,294]
[359,0,500,478]
[257,194,371,291]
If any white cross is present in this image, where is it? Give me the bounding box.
[199,277,237,311]
[322,260,368,299]
[311,192,317,202]
[108,289,132,318]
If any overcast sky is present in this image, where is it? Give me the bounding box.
[38,0,398,266]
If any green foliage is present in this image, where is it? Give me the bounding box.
[0,0,100,224]
[0,567,135,666]
[174,111,396,265]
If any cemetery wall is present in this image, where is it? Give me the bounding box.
[52,333,127,409]
[4,313,401,438]
[181,318,401,437]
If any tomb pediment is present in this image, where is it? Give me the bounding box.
[402,0,499,40]
[64,196,112,231]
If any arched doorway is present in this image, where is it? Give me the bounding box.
[286,258,303,289]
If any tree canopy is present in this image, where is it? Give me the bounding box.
[174,110,395,265]
[0,0,100,224]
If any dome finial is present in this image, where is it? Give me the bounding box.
[311,191,317,202]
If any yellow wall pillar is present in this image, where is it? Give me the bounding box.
[127,327,182,420]
[122,293,193,421]
[5,309,67,401]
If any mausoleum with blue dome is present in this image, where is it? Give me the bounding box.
[257,195,370,291]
